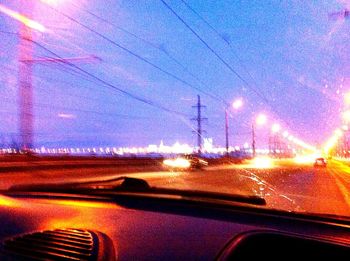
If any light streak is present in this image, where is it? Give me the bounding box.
[0,4,46,32]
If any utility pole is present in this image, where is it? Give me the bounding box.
[225,108,229,156]
[18,0,34,151]
[192,95,207,155]
[252,123,256,158]
[16,1,100,151]
[224,99,243,157]
[269,132,282,158]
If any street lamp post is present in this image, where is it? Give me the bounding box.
[0,1,43,151]
[15,0,43,152]
[225,99,243,156]
[225,108,229,156]
[1,2,94,152]
[18,1,34,151]
[252,113,267,158]
[269,123,281,157]
[252,123,256,158]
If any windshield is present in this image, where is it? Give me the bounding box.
[0,0,350,216]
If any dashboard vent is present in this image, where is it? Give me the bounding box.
[1,228,115,261]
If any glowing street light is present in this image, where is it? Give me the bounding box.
[271,123,281,133]
[256,114,267,126]
[232,98,243,110]
[343,110,350,123]
[345,92,350,105]
[334,128,343,137]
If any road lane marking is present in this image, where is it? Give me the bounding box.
[328,166,350,210]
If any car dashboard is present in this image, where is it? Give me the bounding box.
[0,191,350,260]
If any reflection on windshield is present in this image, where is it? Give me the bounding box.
[0,0,349,217]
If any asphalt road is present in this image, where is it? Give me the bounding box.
[1,159,350,217]
[140,160,350,216]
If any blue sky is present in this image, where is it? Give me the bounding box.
[0,0,349,148]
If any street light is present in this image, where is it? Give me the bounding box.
[232,98,243,110]
[256,114,267,125]
[271,123,281,133]
[344,92,350,105]
[335,128,343,137]
[225,99,243,156]
[343,110,350,123]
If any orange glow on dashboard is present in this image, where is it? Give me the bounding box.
[39,199,119,209]
[0,195,20,207]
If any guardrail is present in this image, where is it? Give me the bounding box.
[0,155,244,173]
[0,156,164,173]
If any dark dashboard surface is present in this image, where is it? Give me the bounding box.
[0,192,350,260]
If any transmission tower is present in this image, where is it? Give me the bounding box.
[191,95,207,155]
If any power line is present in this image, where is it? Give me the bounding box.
[30,39,190,118]
[2,29,142,103]
[1,4,291,136]
[0,102,173,138]
[36,62,102,86]
[0,27,280,130]
[39,3,225,104]
[75,4,226,104]
[0,32,116,103]
[0,63,128,110]
[0,61,190,127]
[159,0,270,105]
[0,30,18,35]
[178,0,298,131]
[159,0,298,133]
[179,0,261,92]
[179,1,229,44]
[0,96,167,120]
[34,77,138,110]
[0,63,186,120]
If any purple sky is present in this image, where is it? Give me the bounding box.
[0,0,349,148]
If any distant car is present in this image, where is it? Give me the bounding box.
[185,155,208,169]
[163,157,191,169]
[163,155,208,170]
[314,158,327,167]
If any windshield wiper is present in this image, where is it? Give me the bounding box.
[7,176,150,192]
[6,176,266,206]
